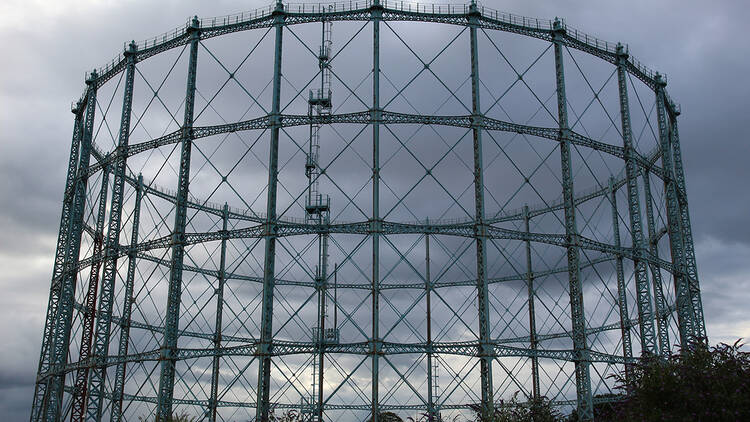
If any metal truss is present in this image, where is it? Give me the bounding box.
[82,111,665,181]
[41,339,640,384]
[32,1,705,422]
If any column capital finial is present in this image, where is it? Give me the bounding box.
[126,40,137,56]
[86,69,98,85]
[616,42,628,58]
[553,17,563,30]
[655,72,667,87]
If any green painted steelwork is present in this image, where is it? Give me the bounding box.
[30,2,705,421]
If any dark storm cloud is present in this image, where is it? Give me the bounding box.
[1,0,749,420]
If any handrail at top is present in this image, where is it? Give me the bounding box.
[84,1,665,91]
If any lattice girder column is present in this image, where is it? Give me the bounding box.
[655,74,693,348]
[256,3,285,420]
[315,234,327,422]
[615,45,657,355]
[45,74,99,422]
[157,17,200,420]
[70,163,110,422]
[469,3,494,418]
[370,2,383,421]
[425,234,436,421]
[209,204,229,422]
[641,169,672,356]
[87,41,138,422]
[523,206,540,400]
[111,174,144,422]
[551,20,592,421]
[31,98,86,422]
[667,113,706,341]
[608,178,634,379]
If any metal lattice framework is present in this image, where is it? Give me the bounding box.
[31,1,705,421]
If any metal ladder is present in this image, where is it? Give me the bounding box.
[304,11,337,422]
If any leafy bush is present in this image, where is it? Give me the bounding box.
[566,393,625,422]
[268,409,303,421]
[607,339,750,421]
[470,392,562,422]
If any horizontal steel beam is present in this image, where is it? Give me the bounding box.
[41,339,638,382]
[126,248,613,290]
[72,387,597,411]
[83,111,664,181]
[70,286,650,352]
[67,217,674,283]
[86,140,666,234]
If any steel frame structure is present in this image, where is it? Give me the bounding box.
[31,1,705,421]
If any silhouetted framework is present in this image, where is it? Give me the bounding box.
[31,1,705,421]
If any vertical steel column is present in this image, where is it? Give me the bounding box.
[70,164,110,422]
[468,3,494,417]
[157,17,200,420]
[31,98,85,422]
[370,2,382,421]
[111,174,143,422]
[315,247,325,421]
[425,234,435,421]
[655,74,693,348]
[87,42,138,421]
[315,234,328,421]
[209,204,229,422]
[523,206,540,400]
[334,263,338,334]
[256,4,284,420]
[615,46,657,355]
[609,178,634,380]
[667,114,706,340]
[641,172,671,356]
[44,73,99,422]
[551,20,592,420]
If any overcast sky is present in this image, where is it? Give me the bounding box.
[1,0,749,420]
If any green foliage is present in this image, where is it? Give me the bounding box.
[471,392,562,422]
[566,394,625,422]
[606,339,750,421]
[406,411,460,421]
[268,409,303,421]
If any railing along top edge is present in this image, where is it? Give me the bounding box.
[82,1,665,93]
